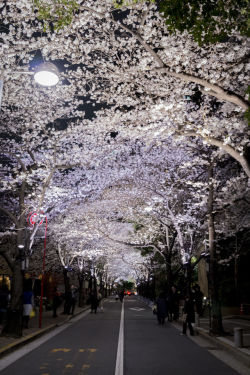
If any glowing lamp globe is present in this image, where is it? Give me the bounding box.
[34,62,59,86]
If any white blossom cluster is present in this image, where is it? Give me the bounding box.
[0,0,249,280]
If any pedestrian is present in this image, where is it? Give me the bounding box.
[69,285,77,315]
[23,284,34,329]
[115,293,119,301]
[52,287,62,318]
[194,285,204,317]
[89,291,98,314]
[119,290,124,302]
[64,289,72,315]
[98,291,103,312]
[169,286,179,321]
[182,296,195,336]
[156,292,168,325]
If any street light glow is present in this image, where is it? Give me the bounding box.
[34,62,59,86]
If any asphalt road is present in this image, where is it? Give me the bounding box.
[0,296,240,375]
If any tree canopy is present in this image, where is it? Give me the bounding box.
[0,1,249,331]
[114,0,250,45]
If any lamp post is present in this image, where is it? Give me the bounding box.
[0,62,59,109]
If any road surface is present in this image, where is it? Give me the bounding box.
[0,296,240,375]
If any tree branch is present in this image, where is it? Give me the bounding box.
[0,207,18,226]
[178,130,250,178]
[79,6,249,110]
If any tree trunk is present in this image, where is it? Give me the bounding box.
[63,268,70,314]
[165,253,172,294]
[78,275,85,307]
[99,273,103,293]
[152,275,156,300]
[104,274,108,297]
[234,236,240,304]
[93,276,97,294]
[208,163,223,334]
[2,262,23,337]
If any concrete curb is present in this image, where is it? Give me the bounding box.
[223,315,250,321]
[195,327,250,368]
[0,323,57,358]
[0,306,89,359]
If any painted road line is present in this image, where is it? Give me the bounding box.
[0,309,90,372]
[115,300,124,375]
[129,307,145,311]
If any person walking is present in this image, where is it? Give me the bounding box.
[69,285,77,315]
[98,291,103,312]
[182,296,195,336]
[63,289,70,315]
[194,285,204,317]
[89,291,98,314]
[156,292,168,325]
[23,284,34,329]
[170,286,179,321]
[119,290,124,302]
[52,287,62,318]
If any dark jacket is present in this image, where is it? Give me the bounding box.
[53,291,62,307]
[183,298,195,323]
[156,296,168,318]
[89,293,99,308]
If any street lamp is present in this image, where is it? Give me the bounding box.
[0,62,60,109]
[34,62,59,86]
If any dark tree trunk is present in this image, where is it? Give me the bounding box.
[208,163,223,334]
[165,251,172,294]
[2,262,23,337]
[99,273,103,292]
[78,275,85,307]
[104,274,108,297]
[93,276,97,294]
[88,277,92,291]
[185,262,192,298]
[63,268,70,314]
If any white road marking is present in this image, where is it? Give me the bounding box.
[115,300,124,375]
[129,307,145,311]
[0,309,90,371]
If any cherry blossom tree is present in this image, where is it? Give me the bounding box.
[0,0,249,336]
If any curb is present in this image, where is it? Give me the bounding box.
[195,327,250,368]
[0,323,57,358]
[0,306,89,359]
[223,315,250,321]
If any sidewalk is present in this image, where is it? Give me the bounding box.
[0,304,89,358]
[193,315,250,368]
